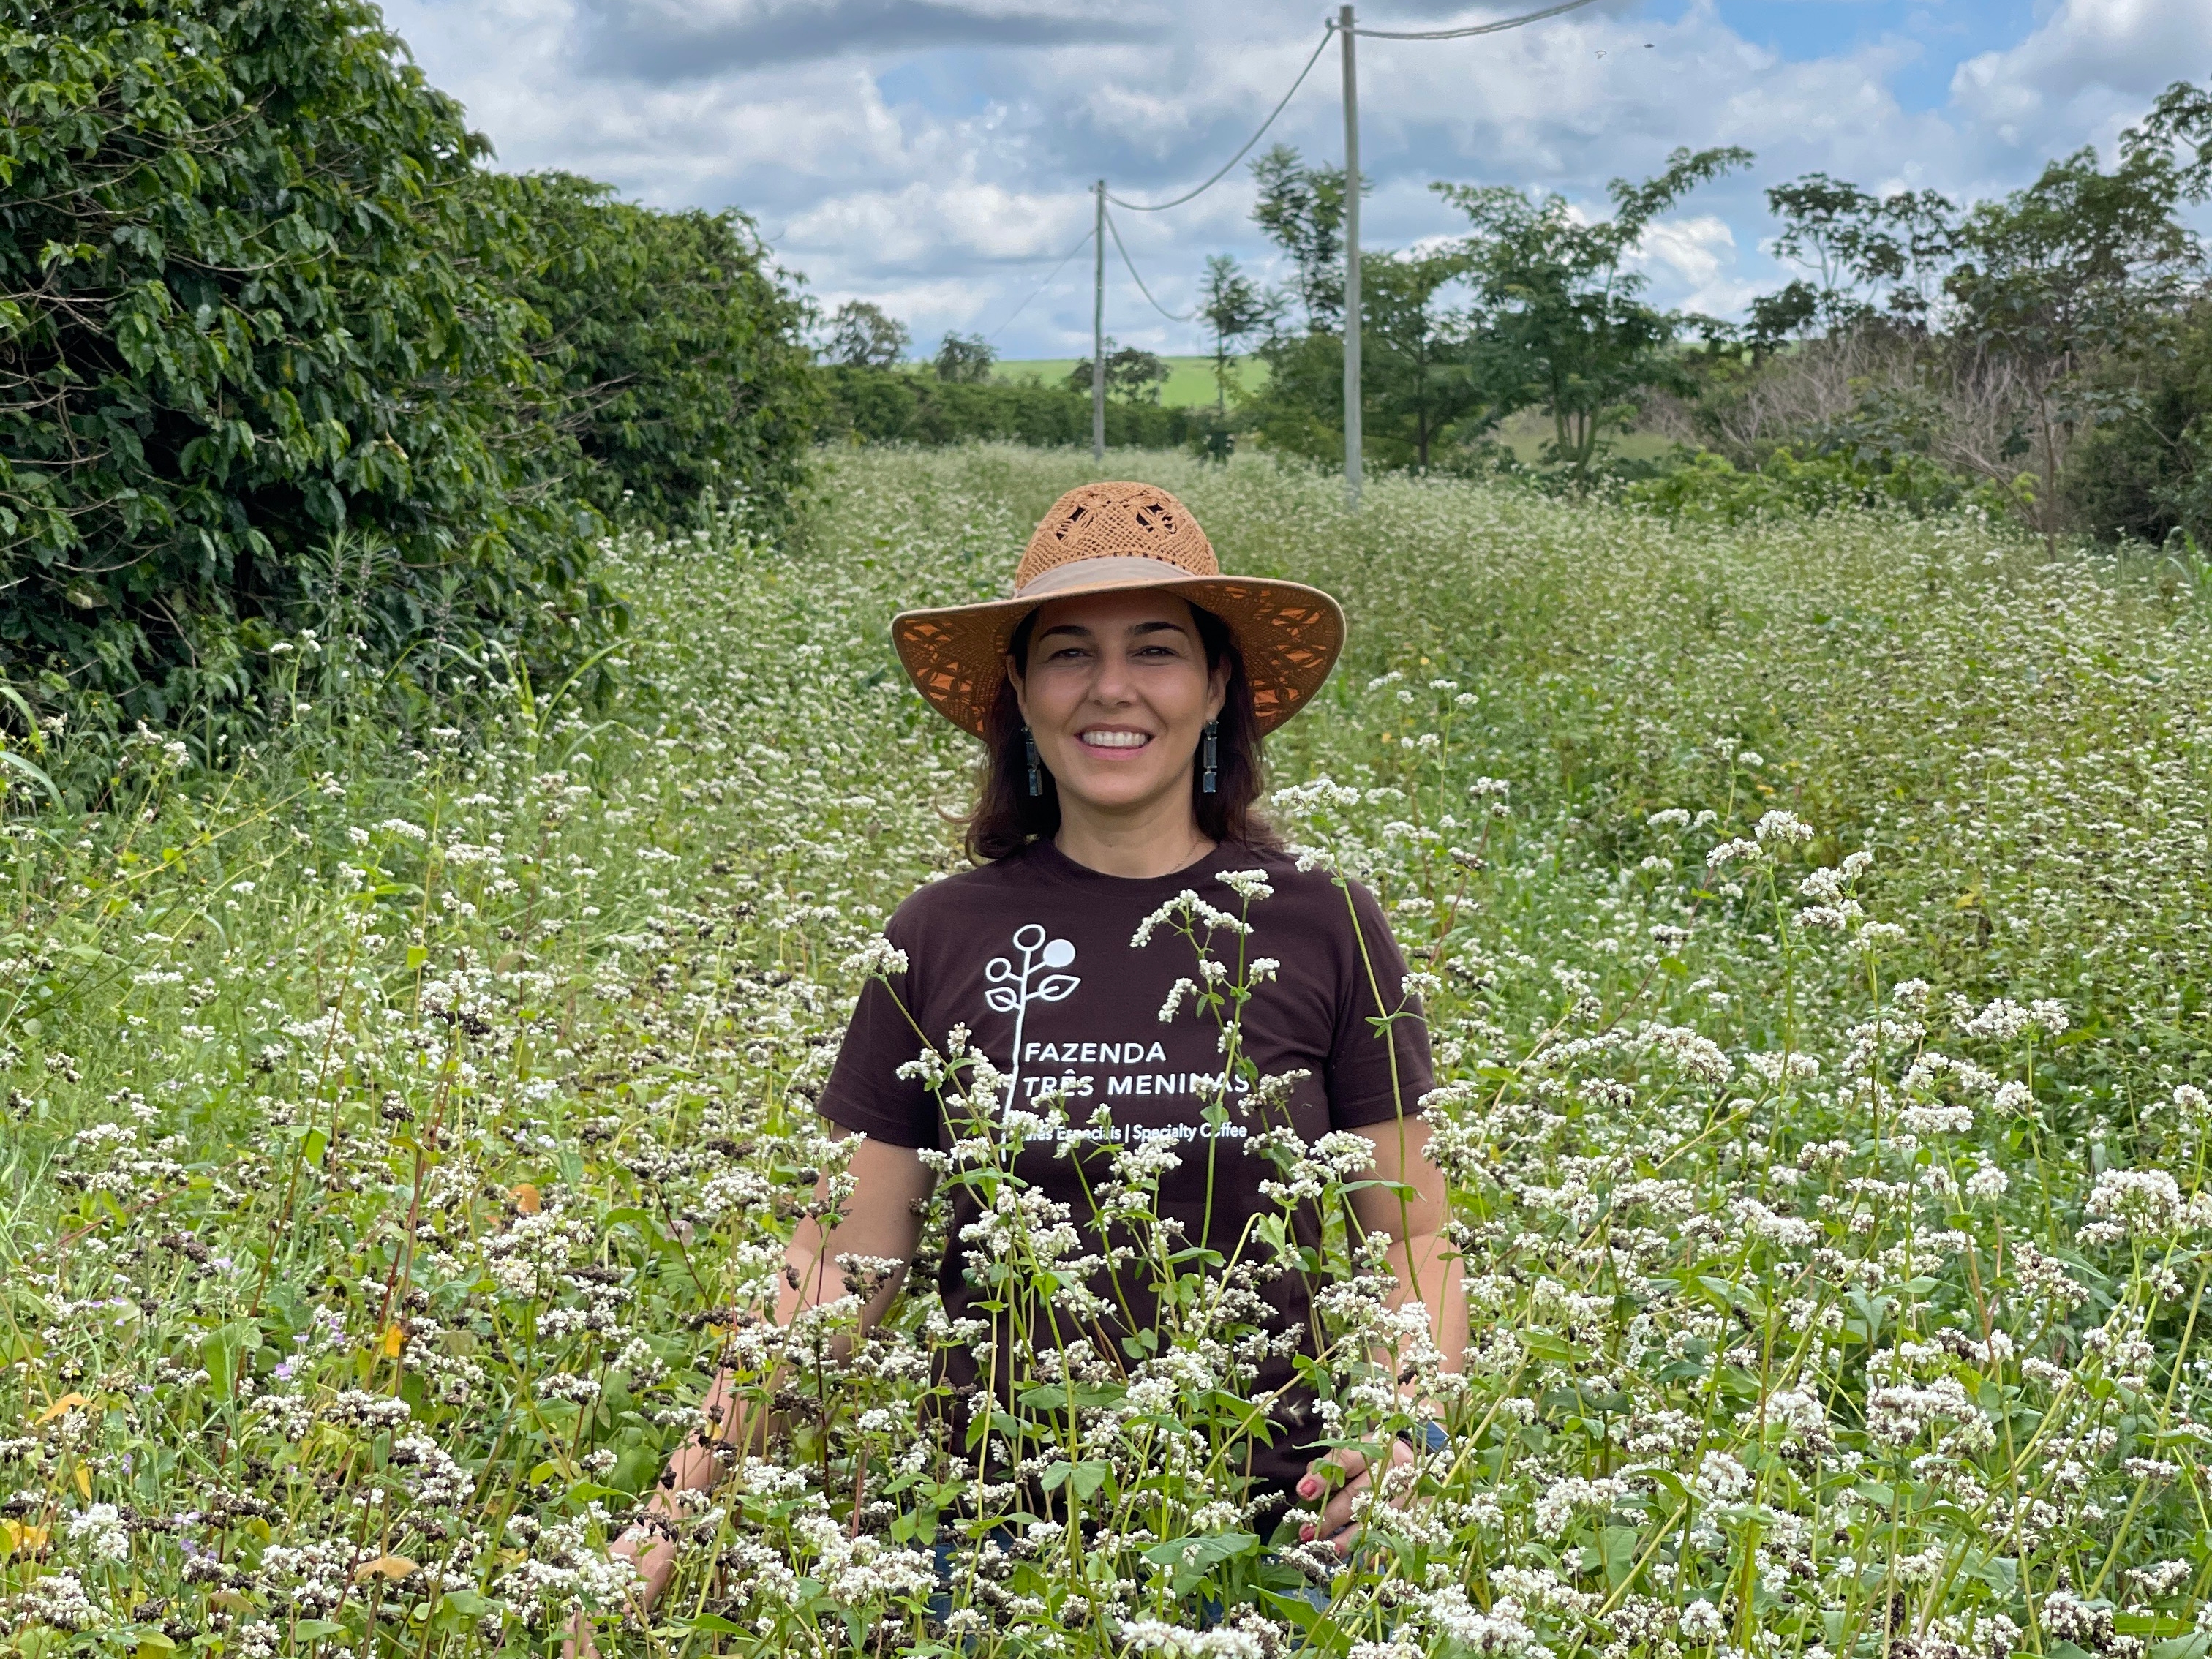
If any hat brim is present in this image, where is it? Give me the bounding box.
[892,565,1345,739]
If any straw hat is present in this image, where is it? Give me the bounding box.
[892,482,1344,737]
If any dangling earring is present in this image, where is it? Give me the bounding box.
[1024,727,1043,798]
[1201,718,1219,796]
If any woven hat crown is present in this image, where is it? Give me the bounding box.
[1014,483,1217,591]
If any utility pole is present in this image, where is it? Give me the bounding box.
[1338,4,1361,510]
[1092,179,1107,464]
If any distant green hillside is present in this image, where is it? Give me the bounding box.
[977,357,1671,463]
[991,356,1267,409]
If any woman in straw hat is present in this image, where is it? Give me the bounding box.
[587,482,1462,1639]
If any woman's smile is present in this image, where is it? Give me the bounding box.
[1077,726,1153,751]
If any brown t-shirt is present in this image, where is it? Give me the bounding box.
[816,838,1433,1508]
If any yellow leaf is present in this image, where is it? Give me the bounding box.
[0,1519,50,1558]
[354,1554,417,1582]
[35,1392,89,1425]
[511,1182,541,1214]
[380,1324,405,1358]
[209,1591,252,1615]
[74,1463,91,1500]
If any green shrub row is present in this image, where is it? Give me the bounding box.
[0,0,817,748]
[816,366,1199,449]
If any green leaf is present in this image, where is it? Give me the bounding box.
[203,1318,261,1396]
[1519,1329,1584,1363]
[677,1614,749,1636]
[1017,1383,1126,1411]
[0,749,60,805]
[1598,1525,1640,1587]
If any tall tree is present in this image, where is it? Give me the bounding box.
[1437,146,1753,474]
[2126,79,2212,199]
[1197,256,1274,413]
[934,332,996,384]
[504,173,818,525]
[1942,143,2203,546]
[1064,342,1171,404]
[1358,249,1494,471]
[1249,145,1364,329]
[1764,175,1955,328]
[824,301,910,368]
[0,0,607,730]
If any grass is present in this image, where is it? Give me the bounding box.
[4,446,2212,1658]
[991,356,1265,408]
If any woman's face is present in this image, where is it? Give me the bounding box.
[1009,590,1228,821]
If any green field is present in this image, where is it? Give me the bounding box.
[6,445,2211,1655]
[990,356,1673,462]
[992,353,1263,407]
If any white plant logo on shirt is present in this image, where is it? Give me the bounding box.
[985,923,1078,1106]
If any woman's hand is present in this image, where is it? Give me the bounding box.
[1294,1436,1422,1557]
[563,1135,933,1655]
[563,1526,677,1659]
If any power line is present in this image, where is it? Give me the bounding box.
[984,227,1096,342]
[1068,0,1600,483]
[1104,206,1196,322]
[1105,25,1336,213]
[1352,0,1600,42]
[1333,0,1600,508]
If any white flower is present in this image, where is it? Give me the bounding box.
[1705,838,1761,869]
[1679,1600,1727,1645]
[1131,889,1249,947]
[1961,998,2031,1041]
[2082,1167,2186,1238]
[1531,1475,1629,1538]
[1120,1620,1268,1659]
[1695,1451,1750,1502]
[1753,809,1812,843]
[1158,977,1199,1022]
[67,1503,129,1563]
[17,1570,99,1631]
[1214,869,1274,903]
[842,938,909,978]
[1965,1160,2010,1200]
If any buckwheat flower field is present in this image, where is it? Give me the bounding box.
[5,445,2212,1659]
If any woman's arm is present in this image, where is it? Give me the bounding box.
[1347,1113,1465,1379]
[580,1133,936,1646]
[1298,1114,1465,1553]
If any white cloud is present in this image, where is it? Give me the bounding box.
[786,181,1092,268]
[382,0,2211,358]
[1952,0,2212,151]
[1631,214,1756,315]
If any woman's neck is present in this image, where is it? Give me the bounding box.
[1053,787,1216,879]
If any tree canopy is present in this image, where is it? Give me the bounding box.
[0,0,816,740]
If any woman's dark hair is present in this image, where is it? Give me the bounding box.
[964,601,1280,864]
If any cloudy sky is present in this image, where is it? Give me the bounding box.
[381,0,2212,361]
